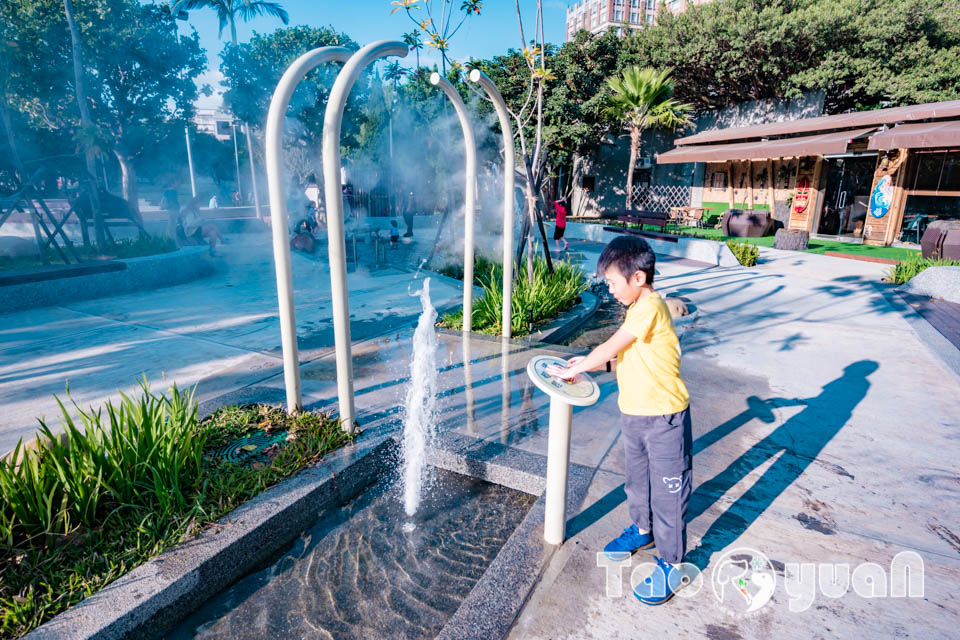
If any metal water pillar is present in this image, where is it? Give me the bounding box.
[429,72,477,333]
[469,69,515,338]
[526,356,600,545]
[264,46,353,413]
[323,41,408,433]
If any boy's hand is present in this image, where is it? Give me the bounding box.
[545,357,584,380]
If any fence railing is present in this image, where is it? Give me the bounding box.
[630,184,692,213]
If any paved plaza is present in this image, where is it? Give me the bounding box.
[3,232,959,637]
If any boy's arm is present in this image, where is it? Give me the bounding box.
[546,328,636,379]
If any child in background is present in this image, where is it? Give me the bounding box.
[389,219,400,248]
[554,196,569,252]
[547,235,691,606]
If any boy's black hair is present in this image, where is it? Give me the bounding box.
[597,235,656,285]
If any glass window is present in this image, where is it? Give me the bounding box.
[899,195,960,244]
[631,0,641,6]
[630,10,641,22]
[615,0,625,5]
[647,13,655,23]
[646,0,654,8]
[908,151,960,192]
[614,9,624,20]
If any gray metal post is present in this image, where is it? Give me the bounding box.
[469,69,515,338]
[323,41,408,433]
[245,124,263,219]
[429,72,477,333]
[264,46,353,413]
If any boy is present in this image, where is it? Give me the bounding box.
[546,235,691,605]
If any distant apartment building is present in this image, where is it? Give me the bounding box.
[193,108,234,142]
[565,0,704,41]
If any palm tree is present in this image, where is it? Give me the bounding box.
[604,66,694,209]
[170,0,289,46]
[402,30,423,99]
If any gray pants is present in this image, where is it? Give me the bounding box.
[621,408,692,564]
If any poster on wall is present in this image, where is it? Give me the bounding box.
[793,177,811,214]
[869,175,893,218]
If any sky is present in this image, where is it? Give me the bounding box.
[167,0,569,109]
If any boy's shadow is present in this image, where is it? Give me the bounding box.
[684,360,878,569]
[566,360,878,570]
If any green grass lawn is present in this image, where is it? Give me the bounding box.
[653,225,920,261]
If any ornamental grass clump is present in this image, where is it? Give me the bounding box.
[0,384,351,639]
[887,254,960,284]
[439,257,588,337]
[726,240,760,267]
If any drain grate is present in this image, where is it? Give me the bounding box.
[208,430,289,463]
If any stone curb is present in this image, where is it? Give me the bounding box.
[527,290,601,344]
[1,247,213,313]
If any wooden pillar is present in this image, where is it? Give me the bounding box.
[767,159,776,212]
[883,149,911,246]
[727,161,735,210]
[746,159,754,209]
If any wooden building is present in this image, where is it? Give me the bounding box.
[657,100,960,246]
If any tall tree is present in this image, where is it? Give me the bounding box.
[603,66,692,208]
[63,0,107,249]
[170,0,289,47]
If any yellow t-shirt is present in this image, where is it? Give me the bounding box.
[616,292,690,416]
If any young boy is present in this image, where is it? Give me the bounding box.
[546,235,692,605]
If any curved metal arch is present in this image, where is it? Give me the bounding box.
[322,41,408,433]
[429,72,477,333]
[265,46,353,414]
[469,69,516,339]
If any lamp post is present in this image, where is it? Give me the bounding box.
[231,119,243,204]
[174,10,197,198]
[245,123,263,219]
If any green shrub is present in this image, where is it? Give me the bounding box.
[0,385,350,638]
[887,254,960,284]
[439,257,588,337]
[726,240,760,267]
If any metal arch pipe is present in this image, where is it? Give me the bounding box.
[429,72,477,334]
[323,41,408,433]
[265,45,353,414]
[468,69,515,339]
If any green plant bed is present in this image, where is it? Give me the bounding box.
[437,255,588,337]
[0,384,351,638]
[0,235,178,272]
[887,255,960,284]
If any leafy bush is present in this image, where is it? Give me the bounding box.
[726,240,760,267]
[0,385,350,638]
[434,254,498,288]
[887,254,960,284]
[439,257,588,336]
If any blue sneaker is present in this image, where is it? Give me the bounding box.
[634,555,686,605]
[603,524,654,561]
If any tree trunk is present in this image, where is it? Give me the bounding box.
[63,0,107,251]
[0,98,25,179]
[625,127,640,209]
[114,151,139,214]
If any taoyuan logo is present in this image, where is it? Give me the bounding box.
[712,548,777,615]
[597,547,925,615]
